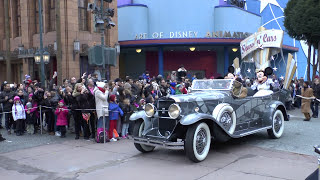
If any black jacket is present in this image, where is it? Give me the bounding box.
[76,92,94,113]
[120,103,133,123]
[312,83,320,99]
[0,89,15,112]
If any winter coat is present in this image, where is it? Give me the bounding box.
[120,104,133,124]
[12,103,26,121]
[312,83,320,99]
[76,92,94,113]
[109,102,123,120]
[25,104,37,124]
[94,87,109,119]
[55,106,69,126]
[0,89,15,112]
[301,88,314,113]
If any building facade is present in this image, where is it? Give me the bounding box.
[0,0,119,84]
[117,0,307,80]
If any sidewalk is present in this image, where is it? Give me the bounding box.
[0,138,317,180]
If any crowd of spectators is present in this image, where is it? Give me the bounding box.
[0,67,317,142]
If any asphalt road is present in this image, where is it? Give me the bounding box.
[0,108,319,155]
[0,108,319,180]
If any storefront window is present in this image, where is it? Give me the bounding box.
[78,0,89,31]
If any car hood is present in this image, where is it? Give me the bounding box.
[169,91,228,103]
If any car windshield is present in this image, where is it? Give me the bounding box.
[192,79,233,90]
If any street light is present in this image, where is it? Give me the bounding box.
[43,51,50,64]
[34,51,41,64]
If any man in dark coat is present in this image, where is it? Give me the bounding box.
[311,78,320,118]
[0,83,15,134]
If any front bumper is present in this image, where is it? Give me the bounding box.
[133,137,184,150]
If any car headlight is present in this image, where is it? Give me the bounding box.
[168,104,181,119]
[145,103,156,117]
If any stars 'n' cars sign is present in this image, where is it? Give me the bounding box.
[240,29,284,59]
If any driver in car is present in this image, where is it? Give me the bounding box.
[231,77,247,99]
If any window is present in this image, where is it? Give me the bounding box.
[35,0,43,34]
[49,0,56,31]
[78,0,89,31]
[17,0,21,37]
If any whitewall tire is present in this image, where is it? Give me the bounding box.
[212,104,236,134]
[267,110,284,139]
[185,122,211,162]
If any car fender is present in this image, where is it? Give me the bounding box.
[263,101,288,125]
[129,111,153,131]
[179,113,234,139]
[180,113,216,126]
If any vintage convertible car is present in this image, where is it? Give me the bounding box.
[130,79,290,162]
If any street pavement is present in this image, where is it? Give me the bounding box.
[0,108,319,180]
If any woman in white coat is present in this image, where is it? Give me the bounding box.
[94,82,109,130]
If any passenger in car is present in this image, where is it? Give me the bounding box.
[251,70,274,91]
[231,78,247,99]
[251,69,274,97]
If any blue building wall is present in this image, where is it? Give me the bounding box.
[214,6,261,34]
[118,5,149,41]
[118,0,311,79]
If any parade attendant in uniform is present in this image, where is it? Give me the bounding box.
[301,81,314,121]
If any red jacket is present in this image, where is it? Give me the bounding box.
[55,106,69,126]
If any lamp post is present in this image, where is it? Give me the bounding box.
[34,0,49,88]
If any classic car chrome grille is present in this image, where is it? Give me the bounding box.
[156,99,177,137]
[158,118,177,137]
[157,99,175,117]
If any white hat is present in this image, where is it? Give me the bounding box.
[96,82,105,88]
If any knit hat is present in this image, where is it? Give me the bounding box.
[59,99,65,104]
[109,94,116,102]
[14,96,20,101]
[26,102,32,109]
[25,74,31,80]
[96,82,105,88]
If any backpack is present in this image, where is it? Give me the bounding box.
[96,128,109,143]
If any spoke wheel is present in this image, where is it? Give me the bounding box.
[268,110,284,139]
[133,120,155,153]
[185,122,211,162]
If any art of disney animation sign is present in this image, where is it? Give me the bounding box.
[240,29,284,59]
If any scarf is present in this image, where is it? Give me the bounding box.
[98,87,105,93]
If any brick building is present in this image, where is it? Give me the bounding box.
[0,0,119,84]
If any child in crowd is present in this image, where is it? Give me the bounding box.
[120,98,133,139]
[108,95,123,142]
[55,99,69,138]
[12,96,26,136]
[25,102,36,134]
